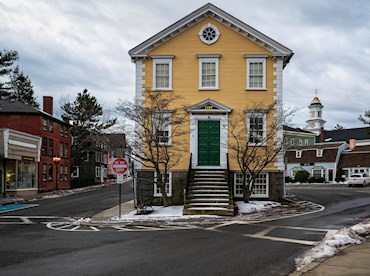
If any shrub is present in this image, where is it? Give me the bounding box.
[294,170,310,183]
[335,168,344,182]
[309,176,325,183]
[285,176,293,183]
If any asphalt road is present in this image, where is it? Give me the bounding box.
[0,185,369,276]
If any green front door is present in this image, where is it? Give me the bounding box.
[198,120,220,166]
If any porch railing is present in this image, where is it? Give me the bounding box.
[184,153,192,204]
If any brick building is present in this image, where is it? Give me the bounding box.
[0,97,71,193]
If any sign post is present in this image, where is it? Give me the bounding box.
[112,158,129,218]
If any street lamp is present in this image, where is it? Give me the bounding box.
[53,156,61,190]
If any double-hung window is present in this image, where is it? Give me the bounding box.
[152,57,173,90]
[246,55,267,90]
[234,173,269,198]
[153,112,172,145]
[198,55,220,90]
[247,111,266,145]
[154,171,172,197]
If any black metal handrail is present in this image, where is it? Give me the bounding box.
[184,153,192,204]
[226,153,233,195]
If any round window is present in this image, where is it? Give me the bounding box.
[199,24,220,45]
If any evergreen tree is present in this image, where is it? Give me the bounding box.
[0,49,19,98]
[62,89,117,167]
[7,66,39,108]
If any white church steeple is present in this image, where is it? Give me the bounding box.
[306,92,326,135]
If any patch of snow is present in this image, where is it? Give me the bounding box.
[296,219,370,270]
[236,201,280,214]
[72,217,92,225]
[111,206,219,222]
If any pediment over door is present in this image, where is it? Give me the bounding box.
[187,98,232,113]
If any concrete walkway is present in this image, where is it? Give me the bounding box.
[292,241,370,275]
[91,200,135,221]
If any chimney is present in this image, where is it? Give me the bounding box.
[349,139,356,150]
[43,96,53,115]
[320,127,325,143]
[62,116,69,124]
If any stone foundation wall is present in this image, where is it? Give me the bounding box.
[135,170,188,206]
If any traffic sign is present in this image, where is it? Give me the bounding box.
[112,158,128,175]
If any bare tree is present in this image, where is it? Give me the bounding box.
[116,89,188,207]
[228,101,284,202]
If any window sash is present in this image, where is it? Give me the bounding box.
[199,58,218,89]
[154,172,172,197]
[247,112,266,145]
[153,113,172,145]
[153,59,172,90]
[234,173,268,198]
[247,58,266,89]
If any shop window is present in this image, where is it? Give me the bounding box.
[5,160,16,189]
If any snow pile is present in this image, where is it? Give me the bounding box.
[72,217,92,225]
[236,201,280,214]
[111,206,219,222]
[296,219,370,270]
[111,201,280,222]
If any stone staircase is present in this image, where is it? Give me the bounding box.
[183,169,234,216]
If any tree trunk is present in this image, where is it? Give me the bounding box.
[242,173,252,203]
[160,180,169,207]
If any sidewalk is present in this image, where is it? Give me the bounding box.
[91,200,135,222]
[292,241,370,275]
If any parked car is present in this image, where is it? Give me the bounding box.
[348,173,370,187]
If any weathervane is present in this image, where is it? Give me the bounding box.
[314,89,319,97]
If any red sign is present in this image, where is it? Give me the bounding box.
[112,158,128,175]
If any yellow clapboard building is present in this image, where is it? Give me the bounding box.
[129,3,293,215]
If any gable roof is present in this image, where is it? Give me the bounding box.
[129,3,293,66]
[318,127,370,143]
[0,100,69,126]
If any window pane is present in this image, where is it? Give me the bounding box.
[249,62,264,88]
[155,63,170,88]
[201,62,216,88]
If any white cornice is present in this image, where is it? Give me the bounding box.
[129,3,293,66]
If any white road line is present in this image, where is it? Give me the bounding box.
[254,226,277,236]
[0,216,58,219]
[256,224,336,233]
[112,226,133,232]
[135,226,164,231]
[20,217,33,224]
[243,234,317,246]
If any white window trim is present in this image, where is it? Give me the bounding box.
[316,149,323,157]
[95,166,101,178]
[233,172,269,198]
[198,23,220,45]
[298,139,302,146]
[296,150,302,158]
[153,58,172,91]
[246,111,267,146]
[290,138,295,145]
[199,57,219,90]
[153,112,172,146]
[154,171,172,197]
[246,57,266,90]
[304,139,309,146]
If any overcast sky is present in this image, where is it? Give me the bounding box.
[1,0,369,129]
